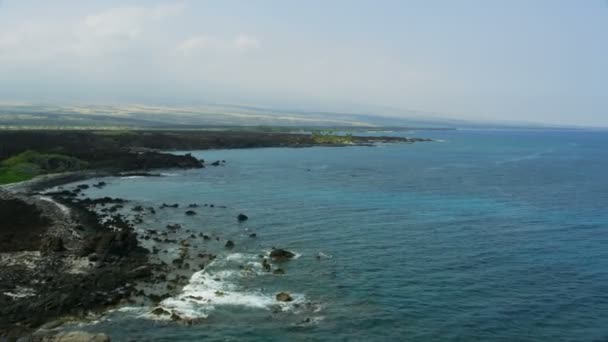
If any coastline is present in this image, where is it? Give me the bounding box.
[0,132,432,339]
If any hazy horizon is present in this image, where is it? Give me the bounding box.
[1,0,607,127]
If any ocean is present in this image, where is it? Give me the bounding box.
[59,129,608,341]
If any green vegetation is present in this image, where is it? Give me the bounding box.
[311,130,354,144]
[0,150,88,184]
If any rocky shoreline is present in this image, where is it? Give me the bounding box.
[0,184,151,339]
[0,130,432,340]
[0,175,303,340]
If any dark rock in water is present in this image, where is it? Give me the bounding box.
[249,233,257,238]
[151,307,171,316]
[262,258,271,272]
[76,184,90,190]
[161,203,179,209]
[40,236,65,255]
[237,213,249,222]
[273,268,285,275]
[222,160,226,163]
[202,235,211,241]
[270,248,295,261]
[188,203,199,208]
[211,160,221,166]
[185,210,197,216]
[276,292,293,302]
[225,240,235,249]
[93,181,107,189]
[132,205,144,212]
[210,204,214,208]
[88,253,99,262]
[166,224,182,230]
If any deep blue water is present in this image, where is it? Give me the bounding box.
[63,129,608,341]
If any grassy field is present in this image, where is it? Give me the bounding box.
[0,150,88,184]
[311,130,354,144]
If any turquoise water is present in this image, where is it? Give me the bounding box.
[65,130,608,341]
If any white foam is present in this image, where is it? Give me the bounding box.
[316,252,333,259]
[120,176,144,179]
[150,268,305,321]
[225,253,252,262]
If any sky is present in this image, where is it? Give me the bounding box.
[0,0,606,126]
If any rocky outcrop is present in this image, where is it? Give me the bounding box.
[0,190,150,338]
[276,292,293,302]
[270,248,295,261]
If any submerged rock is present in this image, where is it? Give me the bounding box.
[262,258,271,272]
[270,248,295,261]
[273,268,285,275]
[151,307,171,316]
[276,292,293,302]
[93,181,107,188]
[225,240,235,249]
[185,210,197,216]
[166,224,182,230]
[237,213,248,222]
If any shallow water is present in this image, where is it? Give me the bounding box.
[61,129,608,341]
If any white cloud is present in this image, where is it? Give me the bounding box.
[175,34,261,56]
[234,34,260,51]
[175,35,215,56]
[83,3,184,40]
[0,2,185,62]
[0,31,19,51]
